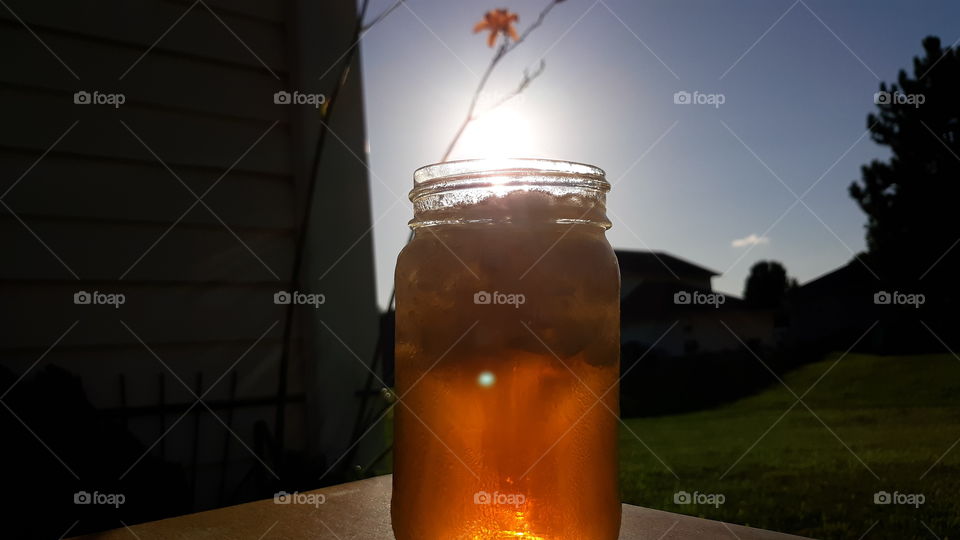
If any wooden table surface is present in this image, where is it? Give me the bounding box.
[74,475,809,539]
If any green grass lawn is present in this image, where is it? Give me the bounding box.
[620,353,960,539]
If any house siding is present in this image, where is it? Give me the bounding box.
[1,0,379,512]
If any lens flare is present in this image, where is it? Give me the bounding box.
[477,370,496,387]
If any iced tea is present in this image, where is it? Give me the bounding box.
[392,159,621,540]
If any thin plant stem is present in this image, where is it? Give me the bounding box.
[348,0,567,474]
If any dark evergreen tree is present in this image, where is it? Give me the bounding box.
[849,36,960,297]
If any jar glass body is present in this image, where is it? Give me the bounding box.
[391,159,621,540]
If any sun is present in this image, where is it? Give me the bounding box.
[455,96,532,160]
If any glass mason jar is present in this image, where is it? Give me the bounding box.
[392,158,621,540]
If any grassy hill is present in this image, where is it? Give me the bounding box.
[620,353,960,539]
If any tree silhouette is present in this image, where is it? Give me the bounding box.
[744,261,796,308]
[849,36,960,296]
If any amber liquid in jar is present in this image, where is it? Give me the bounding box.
[392,159,621,540]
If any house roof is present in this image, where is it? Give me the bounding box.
[795,258,875,298]
[615,249,720,278]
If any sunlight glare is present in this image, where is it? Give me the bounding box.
[456,96,532,160]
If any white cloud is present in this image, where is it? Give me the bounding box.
[731,233,770,248]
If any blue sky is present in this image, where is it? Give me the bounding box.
[357,0,960,308]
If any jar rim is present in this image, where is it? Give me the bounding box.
[411,158,608,201]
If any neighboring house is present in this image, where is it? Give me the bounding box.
[0,0,380,522]
[787,260,883,351]
[617,250,775,356]
[787,259,951,354]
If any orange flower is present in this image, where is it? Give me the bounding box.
[473,9,520,47]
